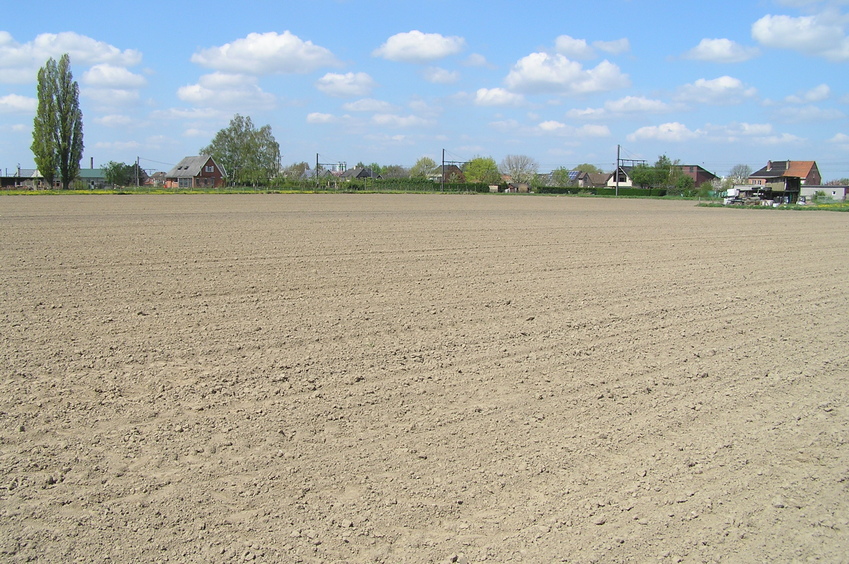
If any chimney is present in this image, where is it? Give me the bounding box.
[767,160,772,171]
[91,157,94,169]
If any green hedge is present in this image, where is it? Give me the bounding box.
[535,186,667,197]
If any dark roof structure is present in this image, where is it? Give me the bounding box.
[165,156,226,179]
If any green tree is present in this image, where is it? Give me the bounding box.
[464,156,501,184]
[653,155,677,189]
[697,181,715,199]
[282,161,310,179]
[410,156,439,179]
[103,161,146,187]
[499,154,538,185]
[573,163,602,174]
[670,174,695,196]
[550,166,575,187]
[631,155,684,190]
[200,114,281,186]
[381,165,410,179]
[31,54,84,190]
[630,164,656,188]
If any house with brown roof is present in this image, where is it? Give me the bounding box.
[165,156,226,189]
[748,160,821,203]
[678,165,718,187]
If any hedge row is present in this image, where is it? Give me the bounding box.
[535,186,668,197]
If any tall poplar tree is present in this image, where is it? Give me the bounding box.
[31,54,84,190]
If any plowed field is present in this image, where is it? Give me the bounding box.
[1,194,848,562]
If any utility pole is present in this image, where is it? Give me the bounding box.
[616,144,620,197]
[441,149,471,192]
[315,154,340,189]
[441,149,445,192]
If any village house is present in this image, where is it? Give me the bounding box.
[748,160,821,204]
[165,156,226,189]
[607,166,634,188]
[679,164,718,187]
[340,167,381,181]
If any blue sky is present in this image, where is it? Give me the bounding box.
[2,0,848,180]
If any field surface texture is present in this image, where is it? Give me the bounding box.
[1,195,848,563]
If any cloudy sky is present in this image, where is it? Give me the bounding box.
[2,0,848,179]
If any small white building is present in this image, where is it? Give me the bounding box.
[800,185,848,202]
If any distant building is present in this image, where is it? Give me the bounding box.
[749,160,821,187]
[800,185,848,202]
[165,156,226,189]
[678,165,718,187]
[747,160,821,204]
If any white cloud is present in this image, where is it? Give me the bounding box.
[422,67,460,84]
[683,38,760,63]
[555,35,595,59]
[0,93,36,113]
[703,121,806,145]
[568,95,672,119]
[752,13,849,61]
[474,87,524,106]
[489,118,521,132]
[371,114,431,128]
[504,53,629,95]
[675,76,757,105]
[191,31,339,74]
[177,73,276,110]
[306,112,337,124]
[93,140,141,151]
[627,122,701,142]
[830,132,849,147]
[712,122,775,137]
[775,104,845,121]
[785,83,831,103]
[555,36,630,59]
[537,121,611,137]
[372,30,465,63]
[594,38,630,55]
[83,88,141,106]
[182,128,210,138]
[753,132,805,145]
[538,120,567,132]
[580,124,612,137]
[0,31,142,84]
[342,98,397,112]
[83,64,147,89]
[149,107,223,121]
[463,53,493,67]
[606,96,671,113]
[315,72,376,97]
[94,114,135,127]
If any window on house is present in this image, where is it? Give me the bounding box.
[205,166,214,173]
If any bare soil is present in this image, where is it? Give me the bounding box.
[1,194,848,563]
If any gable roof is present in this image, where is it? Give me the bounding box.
[750,160,816,180]
[77,168,106,180]
[588,173,610,187]
[166,156,224,178]
[679,164,718,178]
[340,167,379,179]
[785,160,818,179]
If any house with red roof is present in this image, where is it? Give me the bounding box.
[747,160,821,204]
